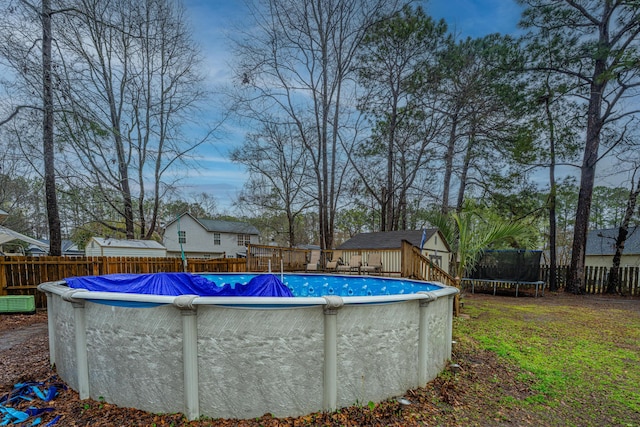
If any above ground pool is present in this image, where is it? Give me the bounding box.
[38,272,458,420]
[203,273,443,297]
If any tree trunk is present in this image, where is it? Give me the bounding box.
[42,0,61,256]
[288,213,296,248]
[607,173,640,294]
[385,103,396,232]
[544,90,558,292]
[442,111,459,214]
[456,133,475,213]
[566,75,606,294]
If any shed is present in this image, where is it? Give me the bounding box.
[338,229,451,273]
[85,237,167,258]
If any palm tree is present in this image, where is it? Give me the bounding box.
[427,206,531,278]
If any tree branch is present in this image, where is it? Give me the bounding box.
[0,105,42,127]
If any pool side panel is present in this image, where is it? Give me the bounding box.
[335,301,420,408]
[84,304,184,414]
[425,295,453,381]
[51,293,78,390]
[196,306,325,418]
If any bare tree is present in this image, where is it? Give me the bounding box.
[231,0,403,249]
[0,0,66,254]
[231,122,314,247]
[56,0,216,239]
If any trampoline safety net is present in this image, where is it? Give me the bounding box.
[469,250,542,282]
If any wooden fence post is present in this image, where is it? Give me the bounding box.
[0,258,7,296]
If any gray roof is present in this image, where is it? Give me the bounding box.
[0,225,49,248]
[586,226,640,255]
[165,212,260,235]
[28,239,83,255]
[92,237,166,249]
[338,229,444,250]
[197,218,260,235]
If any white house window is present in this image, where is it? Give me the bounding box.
[178,230,186,244]
[213,233,221,245]
[237,234,251,246]
[430,254,442,267]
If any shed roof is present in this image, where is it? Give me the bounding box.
[337,229,448,251]
[91,237,166,249]
[586,227,640,255]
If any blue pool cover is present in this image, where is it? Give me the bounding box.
[65,273,293,297]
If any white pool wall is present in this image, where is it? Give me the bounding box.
[39,278,457,420]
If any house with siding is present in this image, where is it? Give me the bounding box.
[85,237,167,257]
[338,229,452,274]
[585,226,640,268]
[163,213,260,258]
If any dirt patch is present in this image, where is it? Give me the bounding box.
[0,311,48,333]
[0,313,50,392]
[0,322,48,351]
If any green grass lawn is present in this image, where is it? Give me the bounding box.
[454,294,640,426]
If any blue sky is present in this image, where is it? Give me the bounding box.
[180,0,524,213]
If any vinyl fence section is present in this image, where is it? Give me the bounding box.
[0,256,246,308]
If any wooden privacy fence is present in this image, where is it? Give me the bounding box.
[4,252,638,310]
[0,256,247,308]
[465,265,640,297]
[540,265,640,296]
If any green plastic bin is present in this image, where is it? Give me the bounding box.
[0,295,36,314]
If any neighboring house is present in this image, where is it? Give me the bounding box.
[27,240,84,257]
[585,226,640,268]
[337,229,452,273]
[85,237,167,257]
[163,213,260,258]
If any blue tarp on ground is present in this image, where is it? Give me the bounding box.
[65,273,293,297]
[0,379,63,426]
